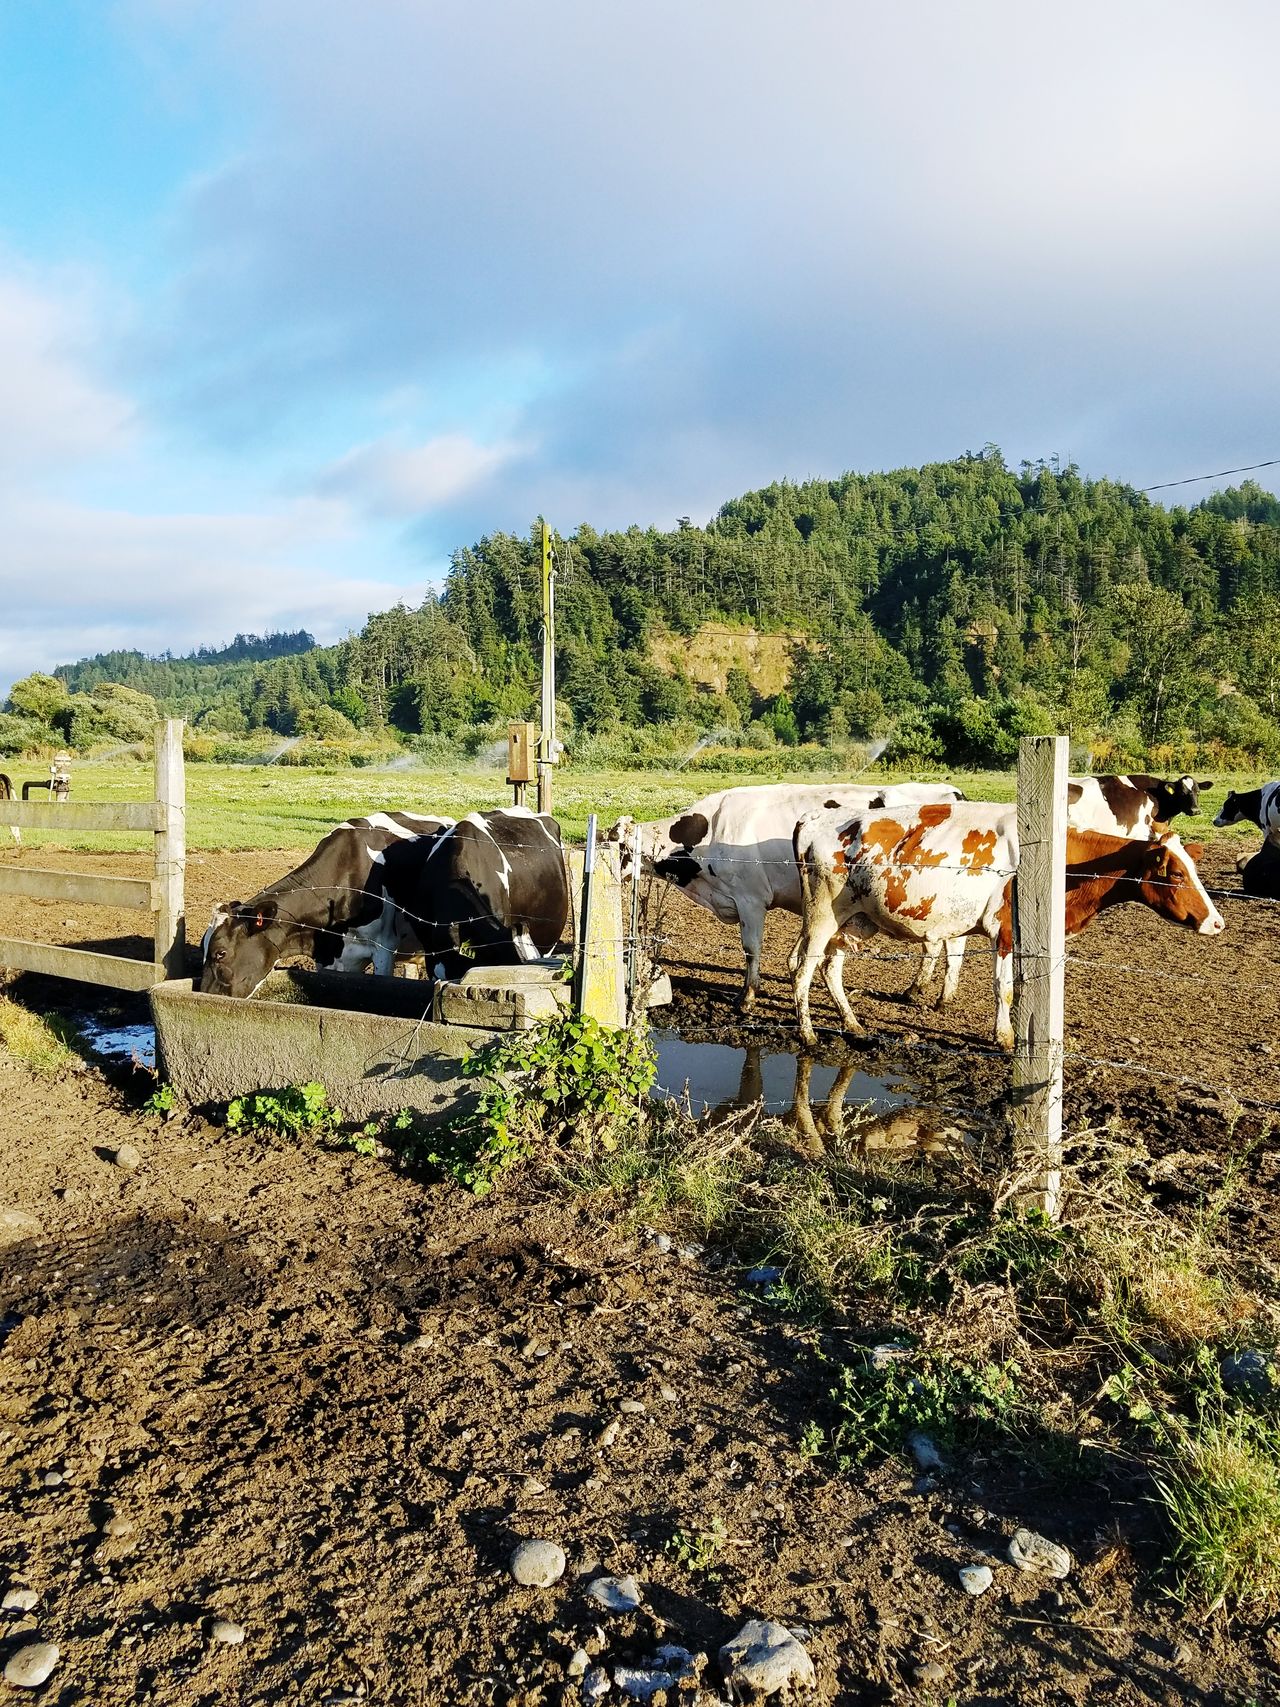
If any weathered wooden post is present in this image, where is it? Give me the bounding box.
[154,719,186,981]
[1011,733,1068,1218]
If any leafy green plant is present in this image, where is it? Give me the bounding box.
[665,1516,728,1578]
[144,1081,176,1115]
[225,1080,340,1138]
[828,1350,1024,1466]
[420,1011,656,1196]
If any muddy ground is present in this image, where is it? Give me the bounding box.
[2,842,1280,1702]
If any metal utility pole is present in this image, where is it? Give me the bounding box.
[537,518,557,816]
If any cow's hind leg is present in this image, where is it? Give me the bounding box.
[937,936,967,1007]
[906,939,943,1003]
[820,940,862,1035]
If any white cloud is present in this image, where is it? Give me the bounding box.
[318,430,529,518]
[0,268,134,476]
[0,493,407,692]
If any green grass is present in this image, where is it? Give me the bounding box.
[1,758,1268,853]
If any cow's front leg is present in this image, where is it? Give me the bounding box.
[738,907,766,1011]
[993,944,1015,1050]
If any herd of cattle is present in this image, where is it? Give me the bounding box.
[199,772,1280,1051]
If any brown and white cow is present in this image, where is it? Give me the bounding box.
[791,800,1224,1050]
[604,779,965,1010]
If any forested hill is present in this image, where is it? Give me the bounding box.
[10,450,1280,767]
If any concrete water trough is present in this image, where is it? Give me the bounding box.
[149,962,570,1121]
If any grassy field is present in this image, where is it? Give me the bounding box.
[0,756,1268,853]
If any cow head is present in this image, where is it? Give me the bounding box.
[1136,837,1225,936]
[652,810,710,889]
[1214,789,1253,829]
[1166,775,1211,817]
[602,815,643,878]
[199,898,293,997]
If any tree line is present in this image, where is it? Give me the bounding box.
[6,450,1280,768]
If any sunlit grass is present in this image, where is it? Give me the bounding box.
[0,995,80,1075]
[0,758,1265,854]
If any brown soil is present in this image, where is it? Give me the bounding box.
[1,841,1279,1702]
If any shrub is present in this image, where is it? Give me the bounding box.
[225,1081,340,1138]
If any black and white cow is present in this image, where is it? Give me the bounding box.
[201,806,570,998]
[377,807,569,976]
[1067,773,1210,837]
[1215,781,1280,843]
[200,810,452,997]
[1236,837,1280,899]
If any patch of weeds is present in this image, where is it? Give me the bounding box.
[225,1081,340,1139]
[665,1516,728,1579]
[568,1107,752,1239]
[144,1081,177,1115]
[798,1420,825,1460]
[0,997,80,1076]
[408,1012,657,1196]
[827,1349,1025,1465]
[954,1206,1078,1286]
[1155,1407,1280,1613]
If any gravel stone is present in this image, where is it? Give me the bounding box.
[619,1399,646,1415]
[585,1573,643,1613]
[567,1648,591,1677]
[103,1514,136,1538]
[914,1661,947,1684]
[510,1539,567,1588]
[1221,1349,1273,1397]
[41,1471,64,1488]
[582,1664,611,1699]
[112,1143,142,1171]
[719,1619,815,1698]
[1008,1528,1072,1578]
[907,1431,944,1472]
[659,1384,677,1402]
[1,1588,39,1612]
[3,1642,60,1688]
[0,1210,43,1247]
[959,1565,994,1596]
[209,1618,246,1645]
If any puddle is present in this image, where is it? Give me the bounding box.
[73,1014,156,1070]
[653,1030,915,1120]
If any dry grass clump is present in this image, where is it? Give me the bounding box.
[0,996,80,1076]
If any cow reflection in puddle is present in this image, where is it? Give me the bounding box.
[708,1044,968,1159]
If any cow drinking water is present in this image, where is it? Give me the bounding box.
[791,800,1224,1050]
[201,806,569,999]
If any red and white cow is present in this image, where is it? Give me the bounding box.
[791,800,1224,1050]
[605,779,964,1009]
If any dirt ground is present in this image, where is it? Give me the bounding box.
[3,841,1280,1702]
[3,1043,1278,1706]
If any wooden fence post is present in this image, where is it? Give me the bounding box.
[154,719,186,981]
[1011,733,1068,1218]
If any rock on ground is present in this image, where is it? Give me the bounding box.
[1008,1528,1072,1578]
[585,1574,643,1612]
[719,1619,815,1699]
[3,1642,60,1689]
[509,1539,566,1588]
[959,1564,994,1596]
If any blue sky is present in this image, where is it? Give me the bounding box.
[2,0,1279,690]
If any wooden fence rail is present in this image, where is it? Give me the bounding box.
[0,720,185,991]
